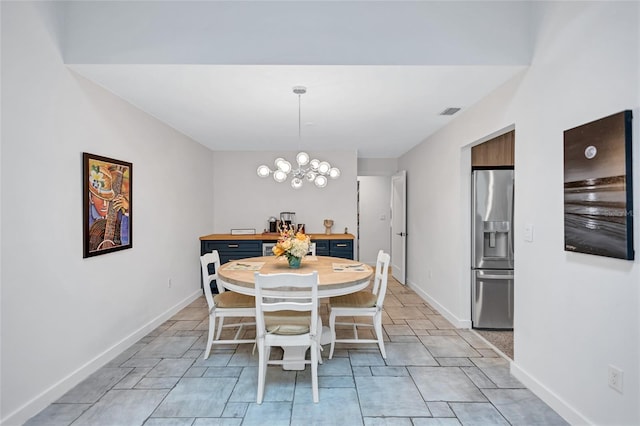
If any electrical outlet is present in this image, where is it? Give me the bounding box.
[608,365,623,393]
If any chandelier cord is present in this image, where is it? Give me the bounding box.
[297,92,302,152]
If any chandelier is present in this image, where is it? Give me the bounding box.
[257,86,340,189]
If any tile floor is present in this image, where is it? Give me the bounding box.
[25,278,568,426]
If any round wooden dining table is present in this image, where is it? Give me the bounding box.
[217,255,373,369]
[217,255,373,298]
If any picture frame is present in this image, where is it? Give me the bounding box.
[83,153,133,258]
[563,110,634,260]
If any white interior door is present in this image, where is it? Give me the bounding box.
[391,170,407,284]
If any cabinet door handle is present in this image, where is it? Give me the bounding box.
[227,244,239,248]
[336,243,348,247]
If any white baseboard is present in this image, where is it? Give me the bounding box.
[510,362,592,425]
[2,290,202,426]
[406,280,472,329]
[400,280,589,425]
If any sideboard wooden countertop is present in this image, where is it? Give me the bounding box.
[199,233,355,241]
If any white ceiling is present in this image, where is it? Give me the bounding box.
[62,1,533,158]
[70,64,525,158]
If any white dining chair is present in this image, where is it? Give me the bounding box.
[254,271,321,403]
[200,251,255,359]
[328,250,391,359]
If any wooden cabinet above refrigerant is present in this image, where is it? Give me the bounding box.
[472,130,515,167]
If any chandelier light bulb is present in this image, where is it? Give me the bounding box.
[309,159,320,171]
[257,165,271,178]
[317,161,331,175]
[314,175,328,188]
[276,159,292,173]
[273,170,288,183]
[328,167,341,179]
[305,171,317,181]
[296,152,310,166]
[291,177,303,189]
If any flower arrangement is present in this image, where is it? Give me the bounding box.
[272,226,311,268]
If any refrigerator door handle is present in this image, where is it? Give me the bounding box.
[478,274,514,280]
[508,175,515,266]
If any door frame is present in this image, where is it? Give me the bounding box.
[391,170,407,284]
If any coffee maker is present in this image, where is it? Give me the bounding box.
[280,212,296,231]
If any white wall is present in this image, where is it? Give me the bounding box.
[400,2,639,425]
[358,177,391,265]
[0,3,214,424]
[212,151,357,237]
[358,158,398,176]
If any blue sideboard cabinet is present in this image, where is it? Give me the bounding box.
[314,239,353,259]
[329,239,353,259]
[201,240,263,265]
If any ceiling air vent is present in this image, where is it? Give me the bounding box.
[440,107,461,116]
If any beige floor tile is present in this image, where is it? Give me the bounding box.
[384,306,427,320]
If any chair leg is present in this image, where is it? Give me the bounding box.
[311,341,319,403]
[374,312,386,359]
[215,314,225,340]
[329,311,337,359]
[204,314,216,360]
[257,340,266,404]
[265,346,271,369]
[233,323,245,340]
[317,316,323,364]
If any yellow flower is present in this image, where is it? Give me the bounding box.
[272,245,285,256]
[281,239,293,250]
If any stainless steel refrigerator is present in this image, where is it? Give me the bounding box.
[471,169,514,329]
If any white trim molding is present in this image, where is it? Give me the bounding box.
[510,362,592,426]
[2,290,202,426]
[406,280,472,329]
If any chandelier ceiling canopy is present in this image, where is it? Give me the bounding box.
[257,86,340,189]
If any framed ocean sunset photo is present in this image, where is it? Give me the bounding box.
[563,110,634,260]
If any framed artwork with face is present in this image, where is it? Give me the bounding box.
[83,153,133,258]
